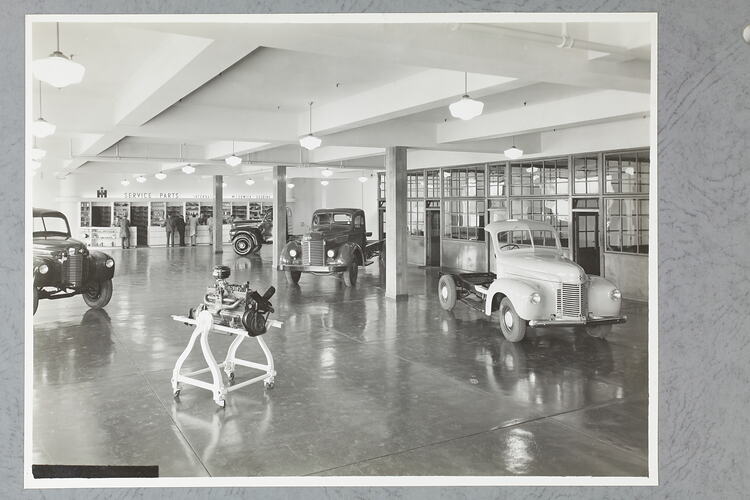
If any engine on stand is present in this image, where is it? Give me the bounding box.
[189,265,276,336]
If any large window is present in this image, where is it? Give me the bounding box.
[510,198,570,248]
[407,172,425,198]
[605,150,649,194]
[605,198,649,254]
[407,201,425,236]
[444,200,486,241]
[425,170,440,198]
[378,173,386,199]
[443,166,486,198]
[510,158,569,196]
[574,155,599,194]
[488,162,506,197]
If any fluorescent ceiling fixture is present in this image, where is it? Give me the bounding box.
[358,175,368,183]
[182,165,195,174]
[32,23,85,88]
[32,118,56,138]
[136,175,147,183]
[30,160,42,170]
[504,146,523,160]
[320,180,329,187]
[155,172,167,180]
[449,72,484,121]
[288,183,295,189]
[321,168,333,178]
[299,101,322,150]
[120,179,130,186]
[30,148,46,160]
[225,155,242,167]
[245,178,255,186]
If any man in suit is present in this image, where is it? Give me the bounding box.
[176,214,186,246]
[119,216,131,248]
[188,214,199,246]
[165,213,175,247]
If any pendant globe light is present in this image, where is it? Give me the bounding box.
[245,177,255,186]
[320,180,329,187]
[155,171,167,180]
[225,141,242,167]
[358,170,368,183]
[33,23,86,88]
[504,136,523,160]
[182,164,195,174]
[120,179,130,186]
[32,82,56,138]
[449,72,484,121]
[288,182,295,189]
[299,101,322,150]
[136,175,147,183]
[321,167,333,178]
[31,137,46,160]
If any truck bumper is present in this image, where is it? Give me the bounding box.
[280,263,349,273]
[528,315,627,328]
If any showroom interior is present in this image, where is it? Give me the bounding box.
[30,17,652,479]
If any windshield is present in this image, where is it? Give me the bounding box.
[312,212,352,227]
[33,214,71,239]
[497,229,560,251]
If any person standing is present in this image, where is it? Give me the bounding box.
[165,213,175,247]
[207,215,214,245]
[119,216,131,249]
[188,213,199,246]
[176,214,186,247]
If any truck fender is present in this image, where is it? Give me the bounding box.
[587,275,622,317]
[484,277,542,319]
[338,242,363,266]
[279,239,302,266]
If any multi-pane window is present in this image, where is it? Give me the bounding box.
[407,201,425,236]
[378,173,386,200]
[443,200,486,241]
[605,150,649,194]
[407,172,425,198]
[605,198,649,254]
[510,198,570,248]
[573,155,599,194]
[425,170,440,198]
[488,163,507,197]
[510,159,569,196]
[443,166,486,198]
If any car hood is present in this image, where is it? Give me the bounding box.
[499,249,586,283]
[33,237,87,256]
[305,226,351,245]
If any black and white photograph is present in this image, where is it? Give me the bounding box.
[27,13,656,486]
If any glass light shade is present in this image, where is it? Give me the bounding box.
[33,52,86,88]
[358,176,368,183]
[30,160,42,170]
[120,179,130,186]
[299,134,322,150]
[32,118,56,138]
[225,155,242,167]
[504,146,524,160]
[31,148,46,160]
[245,178,255,186]
[136,175,147,183]
[155,172,167,180]
[321,168,333,178]
[449,95,484,120]
[288,183,295,189]
[320,180,329,186]
[222,182,227,188]
[182,165,195,174]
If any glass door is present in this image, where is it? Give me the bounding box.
[573,211,600,276]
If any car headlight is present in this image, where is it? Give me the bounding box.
[327,249,335,258]
[105,258,114,268]
[38,264,49,275]
[610,288,622,301]
[530,292,541,304]
[289,249,297,258]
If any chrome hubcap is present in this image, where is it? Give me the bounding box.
[441,285,448,299]
[504,310,514,328]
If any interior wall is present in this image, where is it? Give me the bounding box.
[315,177,379,237]
[604,253,649,301]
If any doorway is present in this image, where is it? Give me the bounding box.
[572,211,600,276]
[426,209,441,267]
[130,205,149,247]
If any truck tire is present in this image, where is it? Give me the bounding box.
[499,297,526,342]
[585,324,613,339]
[343,261,359,287]
[249,233,262,254]
[33,287,39,315]
[83,278,113,309]
[233,235,254,256]
[285,270,301,285]
[438,275,457,311]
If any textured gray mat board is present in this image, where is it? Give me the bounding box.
[2,0,749,498]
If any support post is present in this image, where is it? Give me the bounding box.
[272,166,287,269]
[213,175,223,252]
[385,146,408,300]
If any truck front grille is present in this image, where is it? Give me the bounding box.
[303,240,325,266]
[556,283,587,318]
[64,255,83,285]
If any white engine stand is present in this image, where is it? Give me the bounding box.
[171,310,281,407]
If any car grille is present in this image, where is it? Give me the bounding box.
[556,283,587,318]
[303,240,325,266]
[63,255,83,285]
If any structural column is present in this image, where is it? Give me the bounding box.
[385,146,407,300]
[272,165,287,269]
[213,175,223,253]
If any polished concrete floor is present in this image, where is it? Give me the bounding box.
[32,245,649,477]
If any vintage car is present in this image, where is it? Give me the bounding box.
[229,207,292,256]
[278,208,384,286]
[33,208,115,315]
[438,219,626,342]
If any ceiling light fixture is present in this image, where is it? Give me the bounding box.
[32,23,86,88]
[182,164,195,174]
[30,160,42,170]
[321,167,333,178]
[320,180,329,187]
[288,182,295,189]
[136,175,147,183]
[449,72,484,121]
[31,142,46,160]
[504,136,523,160]
[299,101,322,150]
[245,177,255,186]
[32,81,56,138]
[358,170,368,183]
[155,172,167,180]
[222,182,227,188]
[121,179,130,186]
[225,140,242,167]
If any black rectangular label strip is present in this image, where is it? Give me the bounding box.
[32,464,159,478]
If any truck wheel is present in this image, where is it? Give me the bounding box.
[249,234,261,254]
[438,275,457,311]
[499,297,526,342]
[585,324,613,339]
[233,235,253,256]
[343,261,359,287]
[285,270,301,285]
[378,246,386,273]
[33,287,39,315]
[83,278,113,309]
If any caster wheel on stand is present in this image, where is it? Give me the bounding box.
[264,379,275,390]
[227,372,235,382]
[173,389,181,398]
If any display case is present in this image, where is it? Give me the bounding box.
[80,202,91,228]
[149,201,167,246]
[222,202,232,224]
[231,202,248,220]
[81,226,137,248]
[91,202,112,227]
[113,202,130,224]
[130,202,149,247]
[199,202,213,222]
[167,202,184,218]
[186,201,200,218]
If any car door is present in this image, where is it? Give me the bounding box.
[352,212,366,250]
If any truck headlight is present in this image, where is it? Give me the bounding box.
[105,258,114,268]
[289,249,297,258]
[610,288,621,301]
[39,264,49,275]
[530,292,541,304]
[327,249,335,258]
